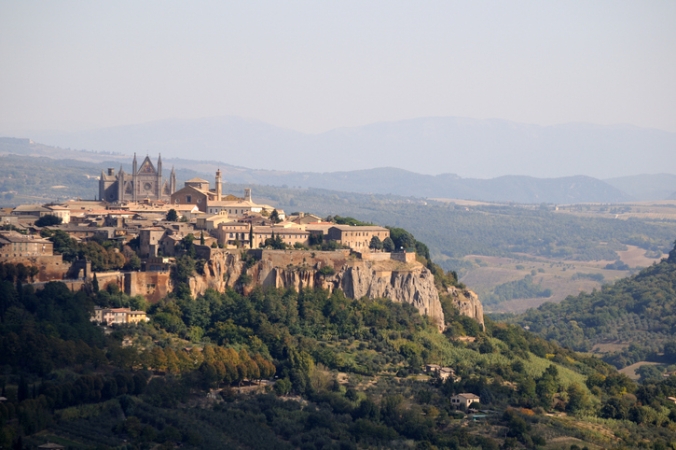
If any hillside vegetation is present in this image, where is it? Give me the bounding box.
[515,243,676,369]
[5,230,676,448]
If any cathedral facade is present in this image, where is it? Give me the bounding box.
[99,154,176,203]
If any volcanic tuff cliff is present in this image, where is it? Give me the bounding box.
[444,286,485,328]
[188,249,484,332]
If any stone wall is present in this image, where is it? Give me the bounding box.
[29,270,172,305]
[95,271,126,291]
[357,251,417,263]
[125,271,172,304]
[2,255,70,282]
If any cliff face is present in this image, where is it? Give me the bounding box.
[189,249,447,331]
[445,286,485,328]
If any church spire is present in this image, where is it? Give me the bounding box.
[132,153,138,203]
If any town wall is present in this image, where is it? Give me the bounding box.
[356,251,417,263]
[95,271,126,291]
[250,249,351,267]
[125,271,172,304]
[28,270,172,304]
[2,255,70,282]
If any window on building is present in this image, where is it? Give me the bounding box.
[187,195,192,203]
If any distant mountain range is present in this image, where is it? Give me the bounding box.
[17,115,676,180]
[0,136,675,204]
[605,174,676,202]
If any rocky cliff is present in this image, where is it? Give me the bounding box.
[189,249,483,332]
[445,286,485,328]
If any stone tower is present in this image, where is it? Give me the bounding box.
[215,169,222,201]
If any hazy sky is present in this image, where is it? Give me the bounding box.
[1,1,675,134]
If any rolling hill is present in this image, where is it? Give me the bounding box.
[19,115,676,180]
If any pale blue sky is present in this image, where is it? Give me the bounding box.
[1,1,674,134]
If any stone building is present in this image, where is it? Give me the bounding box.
[92,307,148,326]
[450,393,481,410]
[0,232,53,258]
[326,225,390,251]
[216,222,251,247]
[170,171,223,212]
[138,227,166,258]
[252,226,310,249]
[99,154,176,203]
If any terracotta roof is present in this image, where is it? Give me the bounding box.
[12,204,50,212]
[0,233,51,244]
[455,393,480,400]
[330,225,388,231]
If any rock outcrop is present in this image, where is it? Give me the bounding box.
[189,249,448,331]
[445,286,485,328]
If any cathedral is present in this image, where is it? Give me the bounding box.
[99,154,176,203]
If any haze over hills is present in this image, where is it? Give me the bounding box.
[0,136,670,204]
[19,115,676,180]
[605,174,676,202]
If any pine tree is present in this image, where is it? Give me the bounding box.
[92,272,99,293]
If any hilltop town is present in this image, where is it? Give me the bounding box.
[1,155,484,329]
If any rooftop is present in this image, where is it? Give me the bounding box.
[330,225,388,231]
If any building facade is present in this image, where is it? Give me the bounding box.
[0,232,54,258]
[326,225,390,251]
[99,154,176,203]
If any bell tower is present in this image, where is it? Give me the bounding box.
[215,169,222,201]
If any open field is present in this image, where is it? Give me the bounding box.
[618,361,661,381]
[591,343,628,354]
[462,247,663,314]
[554,200,676,221]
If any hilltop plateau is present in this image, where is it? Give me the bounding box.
[3,141,676,311]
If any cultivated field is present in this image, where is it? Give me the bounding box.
[461,246,662,314]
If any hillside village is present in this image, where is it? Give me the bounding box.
[0,154,427,306]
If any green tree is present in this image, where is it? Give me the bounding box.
[383,237,395,252]
[369,236,383,250]
[124,253,141,271]
[166,209,178,222]
[27,265,39,282]
[566,383,589,413]
[274,378,292,396]
[35,214,62,227]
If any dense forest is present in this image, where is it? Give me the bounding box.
[515,243,676,369]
